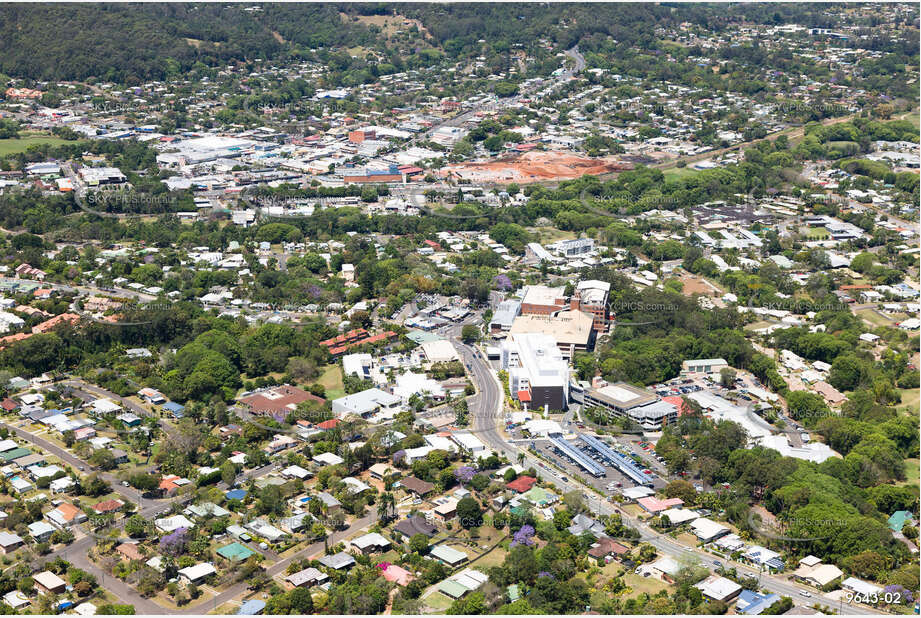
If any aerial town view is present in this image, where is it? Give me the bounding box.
[0,1,915,616]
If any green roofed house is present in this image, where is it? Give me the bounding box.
[438,579,469,600]
[509,505,530,518]
[888,511,914,532]
[0,448,30,463]
[508,584,520,602]
[522,486,557,507]
[217,542,255,562]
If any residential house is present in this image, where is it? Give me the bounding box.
[178,562,217,585]
[318,552,356,570]
[695,575,742,603]
[392,516,437,541]
[33,571,67,594]
[286,567,328,588]
[350,532,391,555]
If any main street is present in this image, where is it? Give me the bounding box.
[456,331,887,615]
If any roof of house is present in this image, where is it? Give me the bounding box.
[237,600,267,615]
[217,542,255,562]
[399,476,435,495]
[116,543,144,561]
[34,571,66,590]
[588,536,630,558]
[393,516,437,538]
[430,544,468,564]
[52,503,83,522]
[178,562,217,581]
[636,496,684,513]
[695,575,742,601]
[351,532,390,551]
[92,499,124,513]
[238,384,324,414]
[380,563,415,586]
[888,510,914,531]
[318,552,356,569]
[285,567,327,587]
[506,475,537,493]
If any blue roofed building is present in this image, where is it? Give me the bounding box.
[735,590,781,615]
[888,510,914,532]
[226,489,248,501]
[237,599,266,615]
[162,401,185,418]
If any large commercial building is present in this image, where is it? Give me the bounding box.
[519,285,567,316]
[681,358,729,376]
[331,388,403,420]
[489,300,522,334]
[509,310,594,358]
[553,238,594,257]
[577,379,678,430]
[573,280,610,332]
[500,333,569,411]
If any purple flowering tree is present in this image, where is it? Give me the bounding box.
[883,585,913,604]
[493,274,512,291]
[510,524,535,547]
[455,466,476,486]
[393,450,406,466]
[159,527,189,556]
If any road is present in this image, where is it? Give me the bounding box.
[456,333,887,615]
[174,512,378,614]
[563,46,586,75]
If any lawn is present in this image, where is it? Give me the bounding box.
[897,389,920,415]
[856,309,894,327]
[468,545,507,569]
[529,226,576,243]
[318,364,345,400]
[423,590,454,612]
[622,572,671,598]
[801,226,830,240]
[662,166,699,180]
[898,458,920,486]
[0,133,71,156]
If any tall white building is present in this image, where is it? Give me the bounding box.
[499,333,569,411]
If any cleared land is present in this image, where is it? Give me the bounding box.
[441,151,633,184]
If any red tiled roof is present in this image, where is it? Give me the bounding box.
[93,499,124,513]
[238,385,325,414]
[317,419,341,430]
[506,475,537,493]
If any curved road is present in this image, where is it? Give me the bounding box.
[455,331,886,615]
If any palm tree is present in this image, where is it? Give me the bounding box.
[377,491,396,523]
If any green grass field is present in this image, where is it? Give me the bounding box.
[318,364,345,400]
[899,458,919,486]
[0,133,70,156]
[856,308,894,328]
[897,388,919,414]
[662,166,699,180]
[529,226,576,243]
[622,572,671,598]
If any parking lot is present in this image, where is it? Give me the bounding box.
[531,436,668,496]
